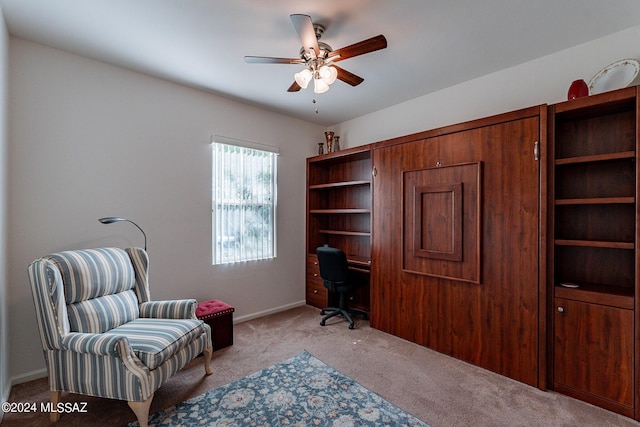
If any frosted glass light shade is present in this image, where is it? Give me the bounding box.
[313,78,329,94]
[319,65,338,85]
[294,69,312,89]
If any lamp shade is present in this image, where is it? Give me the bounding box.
[313,78,329,94]
[99,216,126,224]
[294,69,312,89]
[99,217,147,250]
[319,65,338,85]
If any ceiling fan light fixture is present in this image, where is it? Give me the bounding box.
[294,68,312,89]
[319,65,338,85]
[246,14,387,99]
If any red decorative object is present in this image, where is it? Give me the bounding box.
[196,299,235,351]
[567,79,589,100]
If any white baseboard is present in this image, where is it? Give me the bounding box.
[10,367,47,386]
[233,300,306,324]
[0,369,47,422]
[1,378,10,423]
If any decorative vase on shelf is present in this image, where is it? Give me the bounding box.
[324,131,334,153]
[317,142,324,155]
[567,79,589,100]
[333,136,340,152]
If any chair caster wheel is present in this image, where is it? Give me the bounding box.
[348,324,354,330]
[320,320,326,326]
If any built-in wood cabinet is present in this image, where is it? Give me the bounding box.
[305,255,327,308]
[304,85,640,421]
[371,107,544,388]
[548,86,639,418]
[306,146,372,310]
[553,297,634,415]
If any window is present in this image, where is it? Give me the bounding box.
[212,136,278,264]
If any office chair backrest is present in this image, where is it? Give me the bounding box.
[316,246,349,284]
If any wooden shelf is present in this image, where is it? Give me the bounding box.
[550,87,639,417]
[319,229,370,237]
[309,180,370,190]
[555,282,634,310]
[306,145,372,311]
[553,86,636,116]
[555,151,635,165]
[555,197,635,205]
[308,145,372,163]
[555,239,634,249]
[310,208,370,214]
[347,255,372,268]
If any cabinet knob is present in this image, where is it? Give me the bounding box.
[313,273,318,277]
[314,262,318,265]
[313,290,318,294]
[557,306,564,313]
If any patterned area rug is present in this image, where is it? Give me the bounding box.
[128,350,429,426]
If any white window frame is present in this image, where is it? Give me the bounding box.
[211,135,278,265]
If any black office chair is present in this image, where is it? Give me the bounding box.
[316,245,369,329]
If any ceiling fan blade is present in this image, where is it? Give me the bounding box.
[329,35,387,62]
[333,65,364,86]
[290,14,319,55]
[287,81,302,92]
[245,56,303,64]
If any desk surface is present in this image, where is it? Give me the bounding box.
[347,255,371,269]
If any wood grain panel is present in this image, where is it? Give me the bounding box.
[403,163,480,282]
[306,146,373,313]
[415,183,461,259]
[371,109,541,386]
[306,254,327,308]
[554,298,634,411]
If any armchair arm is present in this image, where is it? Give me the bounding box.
[139,299,197,319]
[61,333,130,357]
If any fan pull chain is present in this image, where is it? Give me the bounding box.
[313,95,318,114]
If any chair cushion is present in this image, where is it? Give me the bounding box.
[67,290,139,333]
[104,318,205,370]
[47,248,136,304]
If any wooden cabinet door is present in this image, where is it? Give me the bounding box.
[371,109,542,386]
[554,297,634,414]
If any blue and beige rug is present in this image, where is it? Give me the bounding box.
[130,350,428,426]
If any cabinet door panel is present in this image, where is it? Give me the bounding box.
[554,298,634,408]
[371,112,541,386]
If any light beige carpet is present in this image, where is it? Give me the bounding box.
[2,305,638,426]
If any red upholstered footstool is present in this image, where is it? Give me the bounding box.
[196,300,235,351]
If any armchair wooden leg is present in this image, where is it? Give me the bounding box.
[128,393,153,427]
[50,390,61,422]
[203,346,213,376]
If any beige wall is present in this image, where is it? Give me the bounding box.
[331,25,640,148]
[7,38,324,383]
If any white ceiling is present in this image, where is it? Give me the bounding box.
[1,0,640,126]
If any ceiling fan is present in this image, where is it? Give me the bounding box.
[244,14,387,94]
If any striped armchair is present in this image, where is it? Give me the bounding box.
[28,247,213,427]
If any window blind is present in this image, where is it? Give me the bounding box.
[212,137,277,264]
